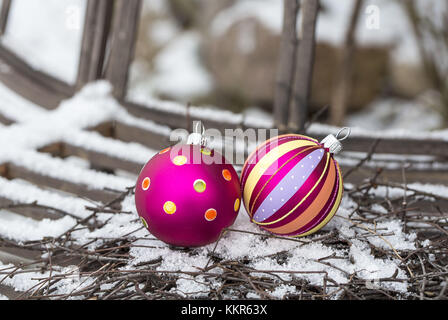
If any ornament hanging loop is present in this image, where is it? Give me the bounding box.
[320,127,351,155]
[187,120,208,146]
[336,127,351,141]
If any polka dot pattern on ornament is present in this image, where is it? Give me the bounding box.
[134,143,241,247]
[205,208,217,221]
[163,201,177,214]
[222,169,232,181]
[234,198,240,212]
[253,148,325,223]
[141,177,150,190]
[159,147,170,154]
[193,179,206,193]
[140,217,149,229]
[201,148,212,156]
[173,155,187,166]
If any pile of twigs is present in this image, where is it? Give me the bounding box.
[0,157,447,300]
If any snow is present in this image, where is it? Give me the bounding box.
[67,130,156,165]
[346,95,444,132]
[122,192,415,297]
[0,210,76,242]
[0,82,161,192]
[0,79,443,299]
[0,0,445,300]
[211,0,283,36]
[149,20,179,46]
[0,79,438,298]
[128,32,214,101]
[0,177,91,219]
[1,0,86,84]
[0,81,162,250]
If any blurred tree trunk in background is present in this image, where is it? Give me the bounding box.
[273,0,300,132]
[401,0,448,126]
[288,0,319,133]
[0,0,12,36]
[105,0,142,99]
[329,0,363,126]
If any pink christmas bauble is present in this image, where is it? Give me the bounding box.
[240,134,343,238]
[135,144,241,247]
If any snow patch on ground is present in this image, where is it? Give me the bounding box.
[0,211,76,242]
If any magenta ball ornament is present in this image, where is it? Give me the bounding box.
[135,144,241,247]
[240,133,346,238]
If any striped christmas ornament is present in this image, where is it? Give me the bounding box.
[240,129,350,237]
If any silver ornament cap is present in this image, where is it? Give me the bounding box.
[320,127,351,155]
[187,121,208,146]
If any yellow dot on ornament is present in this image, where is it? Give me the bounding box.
[173,155,187,166]
[201,148,211,156]
[234,198,240,212]
[142,177,151,190]
[193,179,206,193]
[163,201,177,214]
[222,169,232,181]
[140,217,149,229]
[205,208,217,221]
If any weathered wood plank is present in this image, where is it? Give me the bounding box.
[329,0,363,126]
[123,101,244,133]
[0,284,27,300]
[63,143,143,174]
[105,0,142,99]
[90,120,170,150]
[1,163,119,205]
[341,166,448,186]
[0,245,42,266]
[288,0,319,132]
[106,105,448,159]
[114,121,170,150]
[353,196,448,215]
[0,196,66,220]
[313,135,448,159]
[39,141,142,175]
[0,112,13,125]
[76,0,113,89]
[0,45,75,97]
[0,45,74,108]
[273,0,299,131]
[0,0,12,35]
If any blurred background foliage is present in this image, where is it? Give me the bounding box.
[128,0,447,131]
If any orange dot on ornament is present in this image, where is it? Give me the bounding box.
[222,169,232,181]
[205,208,217,221]
[173,155,187,166]
[159,147,170,154]
[163,201,177,214]
[142,177,150,190]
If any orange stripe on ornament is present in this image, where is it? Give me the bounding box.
[264,157,336,234]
